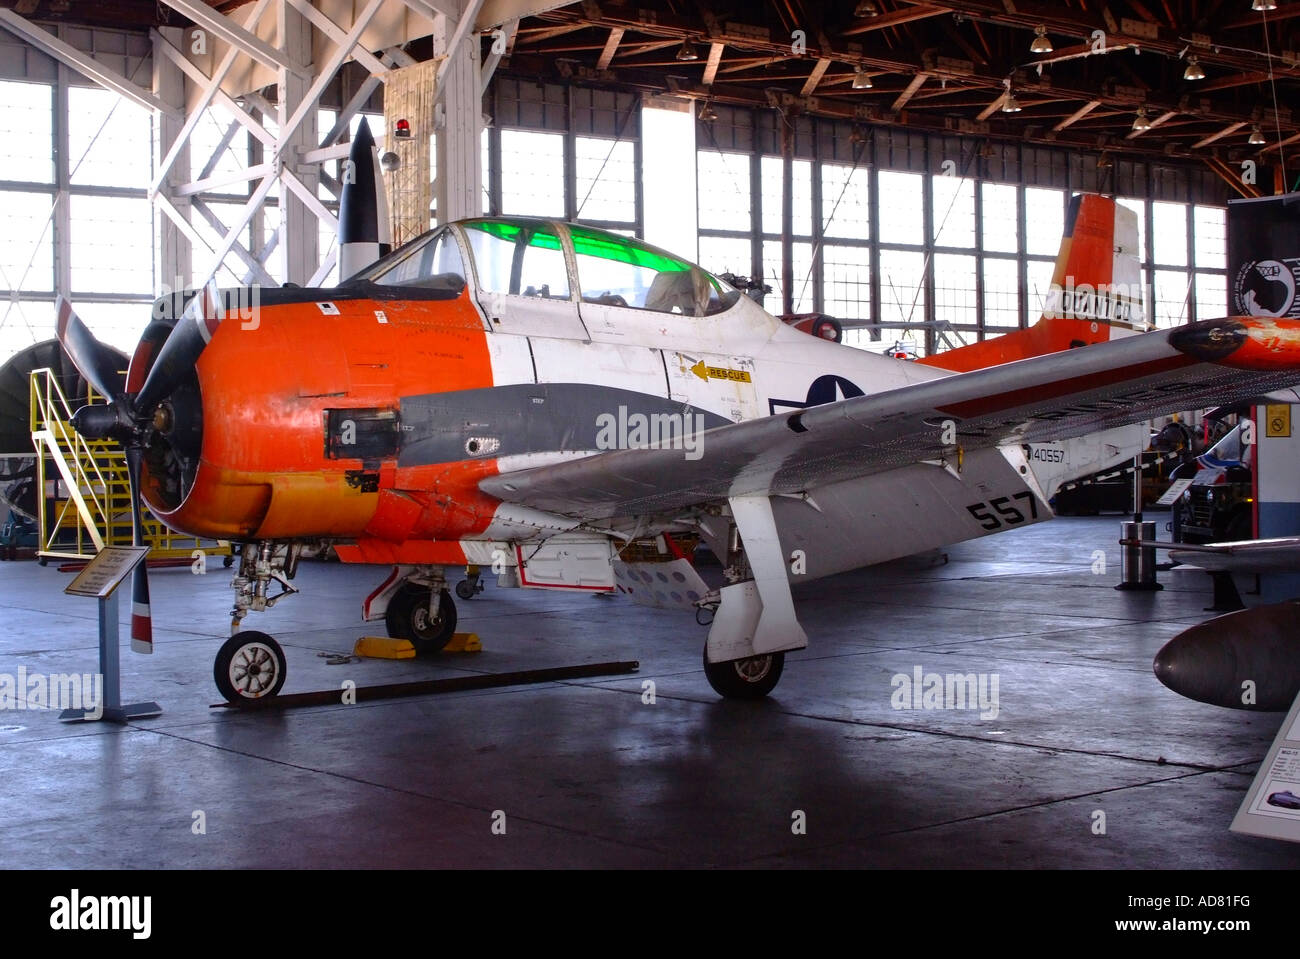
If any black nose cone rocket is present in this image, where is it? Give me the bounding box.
[1153,601,1300,710]
[338,116,391,281]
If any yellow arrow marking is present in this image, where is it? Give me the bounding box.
[688,360,752,383]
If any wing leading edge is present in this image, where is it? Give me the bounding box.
[480,316,1300,521]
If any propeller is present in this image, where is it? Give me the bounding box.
[55,286,226,654]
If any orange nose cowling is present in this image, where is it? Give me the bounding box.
[145,292,502,544]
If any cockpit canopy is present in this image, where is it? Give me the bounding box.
[352,217,743,318]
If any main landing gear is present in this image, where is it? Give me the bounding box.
[385,583,457,653]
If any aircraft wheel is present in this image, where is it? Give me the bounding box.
[214,631,287,703]
[386,585,457,654]
[702,648,784,700]
[455,579,477,600]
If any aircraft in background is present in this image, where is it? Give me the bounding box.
[53,192,1300,703]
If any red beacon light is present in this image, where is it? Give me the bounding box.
[394,118,412,139]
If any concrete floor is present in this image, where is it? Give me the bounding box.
[2,514,1298,868]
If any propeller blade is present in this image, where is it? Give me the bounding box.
[124,444,153,654]
[135,282,224,414]
[54,296,126,401]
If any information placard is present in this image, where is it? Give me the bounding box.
[63,546,150,599]
[1231,689,1300,843]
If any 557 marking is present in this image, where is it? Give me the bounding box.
[966,491,1040,530]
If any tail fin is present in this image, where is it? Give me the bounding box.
[919,193,1149,373]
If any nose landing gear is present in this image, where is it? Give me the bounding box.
[214,542,302,703]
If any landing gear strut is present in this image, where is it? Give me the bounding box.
[214,541,302,702]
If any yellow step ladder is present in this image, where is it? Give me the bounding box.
[28,368,232,564]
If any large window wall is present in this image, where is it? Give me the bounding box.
[694,108,1231,357]
[487,80,641,237]
[0,72,155,357]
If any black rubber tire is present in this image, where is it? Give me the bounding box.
[385,585,457,654]
[214,630,287,703]
[702,648,785,699]
[455,579,477,600]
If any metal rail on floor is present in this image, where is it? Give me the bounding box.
[211,660,642,711]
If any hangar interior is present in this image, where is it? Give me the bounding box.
[1,0,1300,868]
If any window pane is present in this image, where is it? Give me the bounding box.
[697,150,750,231]
[934,253,976,327]
[697,235,751,279]
[982,183,1018,253]
[791,159,811,237]
[575,136,635,224]
[500,129,564,217]
[1152,201,1188,267]
[72,301,152,355]
[877,170,923,246]
[760,240,814,313]
[0,191,55,292]
[70,195,153,295]
[823,244,871,322]
[69,86,152,189]
[0,80,52,183]
[760,156,783,235]
[982,257,1020,330]
[1193,205,1226,270]
[878,248,926,326]
[1195,271,1227,320]
[932,177,975,248]
[190,201,245,287]
[1154,269,1191,326]
[821,162,869,239]
[188,110,250,197]
[1024,187,1064,256]
[1026,259,1056,323]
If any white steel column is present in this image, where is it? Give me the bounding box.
[433,5,484,223]
[277,0,318,285]
[153,26,192,296]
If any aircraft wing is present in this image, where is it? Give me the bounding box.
[480,317,1300,521]
[1169,539,1300,573]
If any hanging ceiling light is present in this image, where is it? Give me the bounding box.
[1252,0,1278,12]
[854,0,879,16]
[852,67,873,89]
[1183,55,1205,80]
[1002,91,1022,112]
[1030,25,1053,54]
[1249,123,1267,145]
[676,40,699,62]
[698,101,718,122]
[1132,106,1151,131]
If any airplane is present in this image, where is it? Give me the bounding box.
[51,191,1300,704]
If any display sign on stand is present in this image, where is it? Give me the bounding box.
[59,546,161,722]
